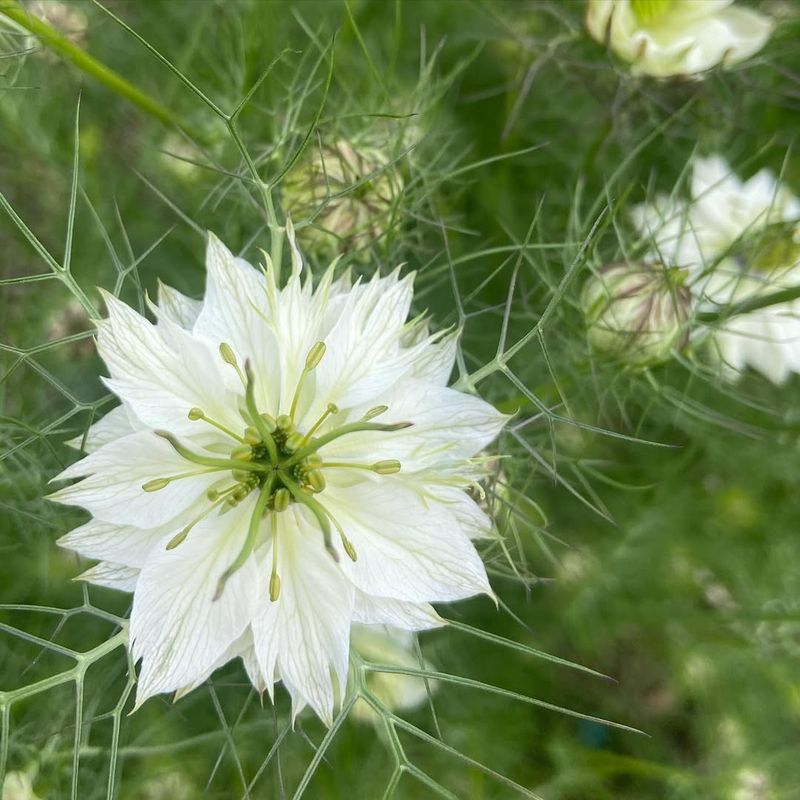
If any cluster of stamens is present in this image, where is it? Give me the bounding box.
[140,340,408,604]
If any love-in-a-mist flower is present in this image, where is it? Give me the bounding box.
[581,261,691,366]
[282,139,402,255]
[50,226,506,724]
[633,156,800,384]
[585,1,773,79]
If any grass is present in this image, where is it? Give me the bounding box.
[2,0,800,797]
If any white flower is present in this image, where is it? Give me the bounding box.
[349,625,437,725]
[633,156,800,383]
[50,225,505,724]
[581,260,691,366]
[586,0,773,78]
[1,772,41,800]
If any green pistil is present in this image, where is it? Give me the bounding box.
[155,431,269,474]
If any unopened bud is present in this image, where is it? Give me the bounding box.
[581,262,690,367]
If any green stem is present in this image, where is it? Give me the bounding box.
[0,0,197,139]
[696,284,800,324]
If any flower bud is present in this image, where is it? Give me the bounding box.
[281,138,403,256]
[581,262,690,367]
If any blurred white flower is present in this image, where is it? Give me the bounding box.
[350,625,437,725]
[282,139,403,255]
[581,260,691,366]
[50,226,505,725]
[586,0,773,78]
[1,772,41,800]
[633,156,800,383]
[732,767,771,800]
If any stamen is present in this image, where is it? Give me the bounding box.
[284,421,413,467]
[320,459,401,475]
[154,430,268,474]
[219,342,247,385]
[141,467,217,493]
[363,405,389,420]
[142,478,170,492]
[289,341,326,421]
[165,486,241,550]
[213,475,276,601]
[269,514,281,602]
[230,445,253,461]
[283,432,304,453]
[300,403,339,447]
[373,459,402,475]
[188,407,247,443]
[305,468,326,493]
[273,487,290,511]
[243,360,279,464]
[244,426,262,445]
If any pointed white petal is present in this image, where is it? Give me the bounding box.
[97,292,240,436]
[323,480,492,603]
[49,430,218,528]
[154,281,202,329]
[353,592,444,630]
[131,497,260,706]
[252,507,354,725]
[77,561,139,592]
[65,405,138,453]
[193,233,281,413]
[323,379,508,473]
[57,516,177,568]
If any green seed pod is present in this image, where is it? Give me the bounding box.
[581,262,691,367]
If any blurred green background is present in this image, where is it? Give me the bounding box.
[2,1,800,798]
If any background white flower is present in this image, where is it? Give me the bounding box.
[632,155,800,383]
[349,625,437,725]
[50,226,506,724]
[586,0,773,79]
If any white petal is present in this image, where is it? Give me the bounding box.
[154,281,202,329]
[310,272,417,415]
[353,592,444,630]
[193,234,281,413]
[78,561,139,592]
[323,379,508,473]
[131,497,260,706]
[251,506,354,725]
[323,480,492,603]
[49,430,218,528]
[98,292,240,436]
[65,405,138,453]
[58,516,177,568]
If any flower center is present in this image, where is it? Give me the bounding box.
[630,0,674,25]
[143,341,410,603]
